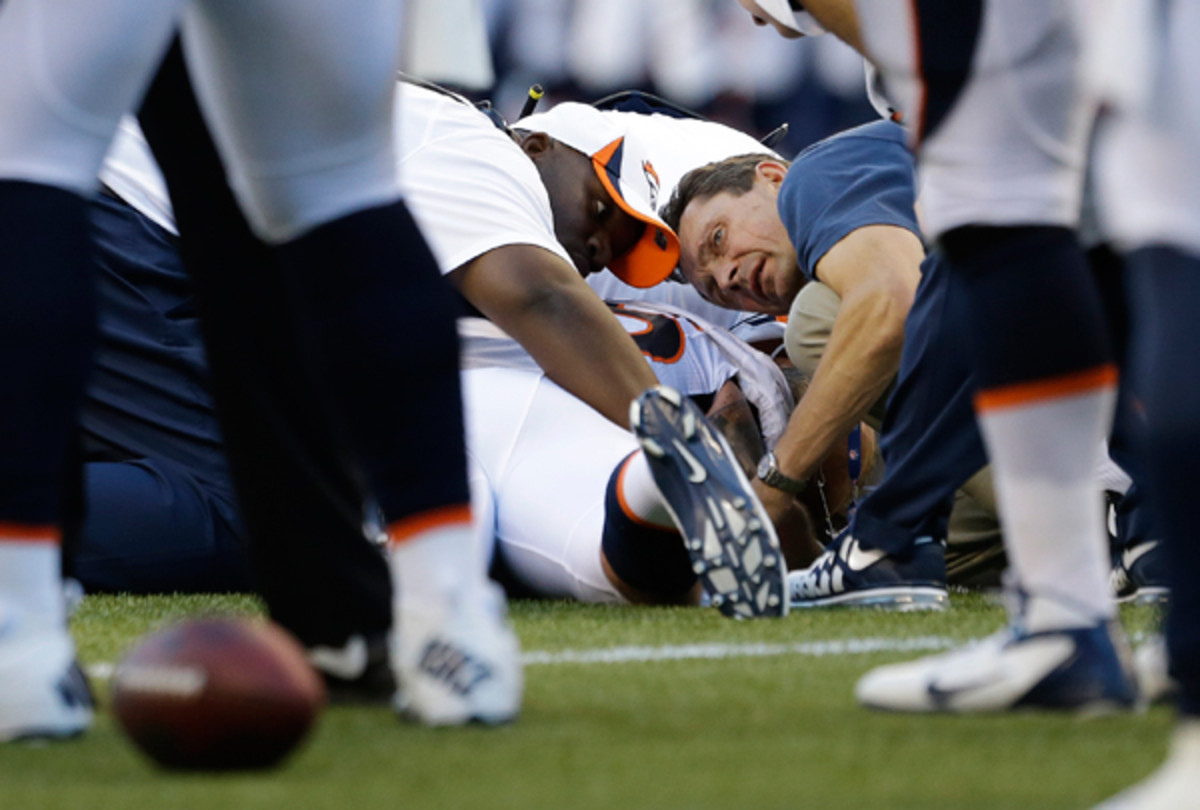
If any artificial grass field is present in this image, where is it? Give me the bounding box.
[0,594,1170,809]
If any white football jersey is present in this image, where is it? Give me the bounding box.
[393,83,575,276]
[462,302,792,604]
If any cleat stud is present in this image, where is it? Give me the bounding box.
[692,561,706,574]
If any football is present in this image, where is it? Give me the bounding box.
[110,616,326,770]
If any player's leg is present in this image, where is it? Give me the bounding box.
[851,0,1134,712]
[69,459,251,594]
[599,453,705,605]
[1092,5,1200,801]
[789,252,973,609]
[0,0,185,741]
[1094,249,1200,808]
[135,45,395,699]
[465,367,659,604]
[630,386,788,618]
[180,0,517,724]
[469,368,782,613]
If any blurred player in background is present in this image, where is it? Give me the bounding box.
[0,0,522,736]
[1091,2,1200,804]
[741,0,1137,713]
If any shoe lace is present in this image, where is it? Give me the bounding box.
[789,548,839,599]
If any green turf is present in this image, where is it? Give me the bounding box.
[1,595,1171,809]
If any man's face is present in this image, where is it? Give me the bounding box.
[523,134,645,277]
[735,0,804,39]
[677,165,802,314]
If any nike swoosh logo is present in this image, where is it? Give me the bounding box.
[309,635,368,680]
[925,635,1074,711]
[927,673,1005,707]
[843,537,886,571]
[673,439,707,484]
[1122,541,1159,569]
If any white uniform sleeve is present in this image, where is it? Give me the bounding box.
[395,85,574,276]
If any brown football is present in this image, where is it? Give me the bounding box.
[110,616,326,770]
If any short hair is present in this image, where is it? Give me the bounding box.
[659,153,791,234]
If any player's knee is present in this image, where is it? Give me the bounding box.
[600,464,696,602]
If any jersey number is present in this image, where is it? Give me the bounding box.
[608,302,687,364]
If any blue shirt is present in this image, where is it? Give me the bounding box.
[777,120,920,284]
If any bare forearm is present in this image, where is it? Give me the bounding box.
[452,245,657,428]
[799,0,864,53]
[773,288,905,480]
[498,284,657,428]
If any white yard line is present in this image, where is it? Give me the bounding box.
[87,635,962,680]
[519,636,960,664]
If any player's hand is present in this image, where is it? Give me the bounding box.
[752,478,823,569]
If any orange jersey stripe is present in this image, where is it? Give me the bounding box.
[614,454,664,529]
[975,364,1119,413]
[388,504,472,545]
[0,522,60,544]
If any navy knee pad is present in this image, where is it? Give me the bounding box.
[939,225,1114,391]
[600,459,696,598]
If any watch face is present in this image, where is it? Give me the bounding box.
[757,453,773,479]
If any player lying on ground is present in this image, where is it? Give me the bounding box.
[76,84,793,617]
[464,299,867,607]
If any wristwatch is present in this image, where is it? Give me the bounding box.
[756,451,808,496]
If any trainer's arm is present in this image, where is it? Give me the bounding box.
[754,225,921,515]
[450,243,658,428]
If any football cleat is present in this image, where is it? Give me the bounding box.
[392,579,522,726]
[1092,720,1200,809]
[0,607,93,742]
[856,587,1138,713]
[309,633,396,704]
[1110,540,1169,605]
[630,385,788,619]
[788,531,948,611]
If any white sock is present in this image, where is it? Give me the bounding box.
[387,506,482,602]
[977,386,1116,628]
[614,452,674,530]
[0,532,65,630]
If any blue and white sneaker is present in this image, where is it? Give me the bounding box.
[788,531,948,611]
[0,605,93,742]
[1110,540,1168,605]
[630,386,788,619]
[855,585,1138,713]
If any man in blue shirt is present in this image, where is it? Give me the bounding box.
[662,120,991,608]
